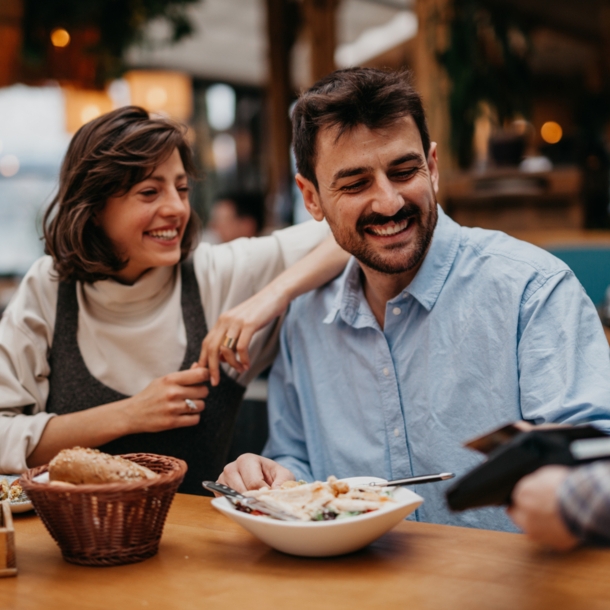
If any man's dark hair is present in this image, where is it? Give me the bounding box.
[43,105,200,283]
[215,192,266,234]
[292,68,431,190]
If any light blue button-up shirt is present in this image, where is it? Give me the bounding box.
[264,206,610,531]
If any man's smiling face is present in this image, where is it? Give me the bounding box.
[297,115,439,279]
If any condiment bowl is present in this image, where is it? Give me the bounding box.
[210,476,423,557]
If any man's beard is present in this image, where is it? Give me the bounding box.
[335,201,438,275]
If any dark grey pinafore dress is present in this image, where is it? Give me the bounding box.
[46,262,246,495]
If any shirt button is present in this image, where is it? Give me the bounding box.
[394,428,400,437]
[383,367,390,376]
[392,307,401,316]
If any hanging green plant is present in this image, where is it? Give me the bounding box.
[22,0,201,86]
[438,0,532,168]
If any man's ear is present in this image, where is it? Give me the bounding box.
[295,173,325,222]
[427,142,440,195]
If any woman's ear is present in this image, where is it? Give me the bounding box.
[295,174,325,222]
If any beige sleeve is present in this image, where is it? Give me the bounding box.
[0,256,59,473]
[194,219,330,385]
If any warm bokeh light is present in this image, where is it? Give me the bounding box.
[541,121,563,144]
[124,71,193,121]
[0,155,20,178]
[80,104,102,124]
[145,86,168,109]
[50,28,71,48]
[63,88,113,133]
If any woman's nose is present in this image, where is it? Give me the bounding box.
[161,188,188,216]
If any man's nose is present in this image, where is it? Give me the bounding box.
[370,175,403,217]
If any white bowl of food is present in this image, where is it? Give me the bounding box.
[210,476,423,557]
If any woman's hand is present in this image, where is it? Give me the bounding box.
[122,366,210,434]
[199,283,289,386]
[200,234,349,386]
[27,365,211,467]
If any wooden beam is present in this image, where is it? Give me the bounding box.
[0,0,23,88]
[303,0,340,85]
[413,0,453,202]
[265,0,299,223]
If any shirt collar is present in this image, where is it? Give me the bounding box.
[403,205,461,311]
[324,205,461,326]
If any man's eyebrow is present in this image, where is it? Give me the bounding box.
[389,152,425,167]
[330,166,373,188]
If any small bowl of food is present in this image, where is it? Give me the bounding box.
[210,476,423,557]
[20,447,187,566]
[1,475,33,513]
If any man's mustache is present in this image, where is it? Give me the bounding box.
[357,205,421,232]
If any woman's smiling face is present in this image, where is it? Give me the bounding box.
[97,148,191,284]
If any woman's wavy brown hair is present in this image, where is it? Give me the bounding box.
[43,106,200,283]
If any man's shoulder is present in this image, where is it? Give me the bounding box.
[286,270,344,325]
[457,225,571,279]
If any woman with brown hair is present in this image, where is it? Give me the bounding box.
[0,106,346,493]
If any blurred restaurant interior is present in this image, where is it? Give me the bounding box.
[2,3,610,602]
[0,0,609,328]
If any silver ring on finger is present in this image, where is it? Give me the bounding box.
[185,398,198,411]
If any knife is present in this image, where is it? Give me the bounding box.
[371,473,455,487]
[202,481,301,521]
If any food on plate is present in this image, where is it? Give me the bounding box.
[0,477,27,503]
[48,447,158,485]
[240,476,396,521]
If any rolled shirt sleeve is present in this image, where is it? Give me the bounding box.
[0,257,59,473]
[558,461,610,544]
[517,269,610,433]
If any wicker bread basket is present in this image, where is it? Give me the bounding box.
[20,453,187,566]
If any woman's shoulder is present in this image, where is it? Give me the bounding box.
[2,256,59,339]
[18,255,60,302]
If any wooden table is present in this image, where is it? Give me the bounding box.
[2,495,610,609]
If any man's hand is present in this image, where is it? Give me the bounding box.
[218,453,295,493]
[507,465,580,551]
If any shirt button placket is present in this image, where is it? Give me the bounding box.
[378,346,411,480]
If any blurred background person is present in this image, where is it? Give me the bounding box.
[208,192,266,243]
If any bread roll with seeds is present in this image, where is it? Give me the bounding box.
[48,447,158,484]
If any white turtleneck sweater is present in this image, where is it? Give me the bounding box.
[0,220,329,473]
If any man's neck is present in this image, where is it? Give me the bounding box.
[360,265,419,329]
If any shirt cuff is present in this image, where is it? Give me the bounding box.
[0,411,56,473]
[266,455,314,483]
[558,461,610,544]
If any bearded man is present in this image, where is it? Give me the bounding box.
[219,68,610,531]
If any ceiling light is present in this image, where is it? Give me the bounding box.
[51,28,71,48]
[540,121,562,145]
